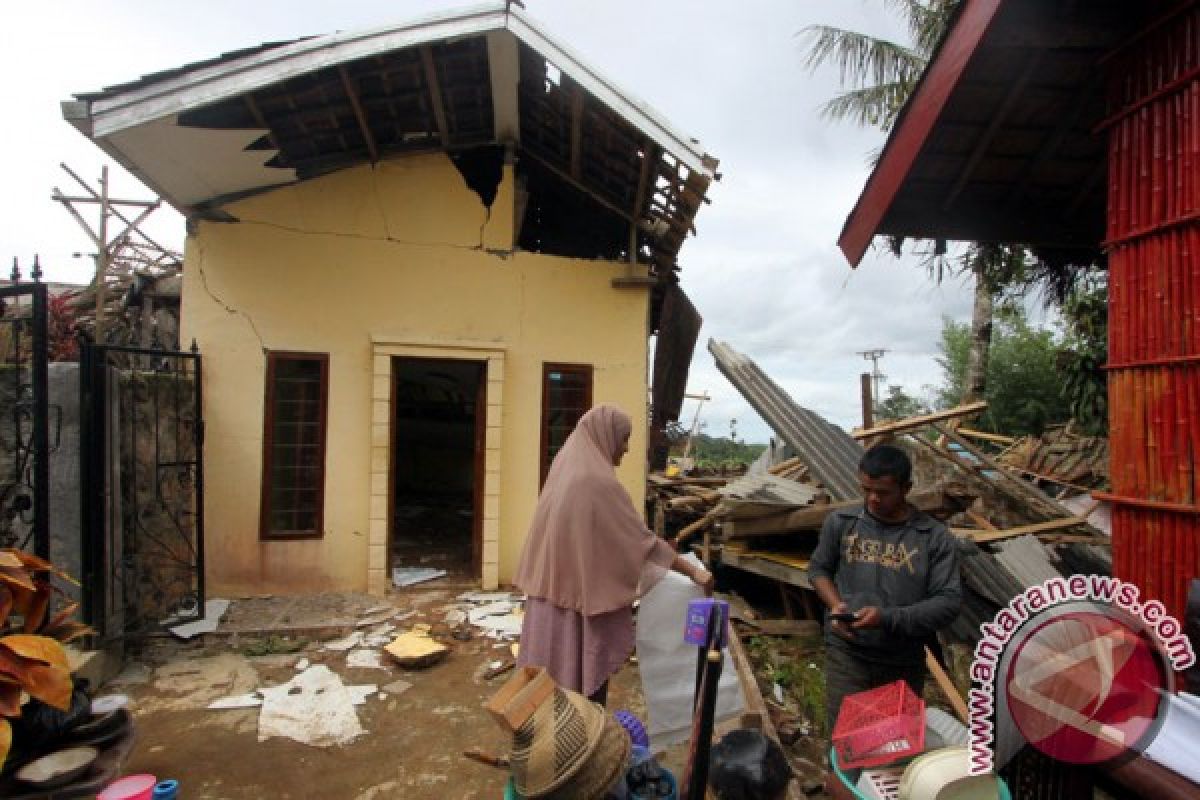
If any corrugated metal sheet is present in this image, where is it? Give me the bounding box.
[716,473,821,516]
[708,339,863,501]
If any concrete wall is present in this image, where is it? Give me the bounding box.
[181,154,652,596]
[48,363,81,604]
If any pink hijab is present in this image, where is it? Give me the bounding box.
[514,404,670,616]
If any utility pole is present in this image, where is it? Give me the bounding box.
[52,164,161,342]
[680,391,711,462]
[857,348,888,417]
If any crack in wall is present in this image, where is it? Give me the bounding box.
[193,237,267,353]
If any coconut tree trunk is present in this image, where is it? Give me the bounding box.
[964,263,993,403]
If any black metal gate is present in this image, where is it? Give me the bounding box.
[81,341,204,638]
[0,266,49,558]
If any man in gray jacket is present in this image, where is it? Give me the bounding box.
[808,443,962,733]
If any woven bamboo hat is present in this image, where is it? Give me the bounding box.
[486,667,631,800]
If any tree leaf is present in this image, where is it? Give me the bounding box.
[0,718,10,771]
[20,664,73,711]
[0,680,20,716]
[0,552,21,569]
[0,635,69,671]
[41,622,93,645]
[0,586,11,628]
[22,585,51,633]
[0,568,35,594]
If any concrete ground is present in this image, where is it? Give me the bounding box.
[98,588,666,800]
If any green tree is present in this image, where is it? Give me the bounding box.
[1058,274,1108,435]
[802,2,1036,404]
[877,384,929,421]
[936,306,1069,436]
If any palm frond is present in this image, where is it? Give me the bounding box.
[799,25,926,91]
[819,82,913,130]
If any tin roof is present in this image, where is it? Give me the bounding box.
[708,339,864,501]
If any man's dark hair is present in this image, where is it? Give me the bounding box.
[858,443,912,485]
[708,729,792,800]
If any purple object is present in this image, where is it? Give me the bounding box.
[614,709,649,748]
[683,598,729,648]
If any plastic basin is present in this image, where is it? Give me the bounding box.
[98,774,158,800]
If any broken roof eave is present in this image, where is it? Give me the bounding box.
[68,2,712,179]
[837,0,1005,268]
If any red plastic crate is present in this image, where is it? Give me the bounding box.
[832,680,925,769]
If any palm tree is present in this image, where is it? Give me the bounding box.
[801,0,1002,403]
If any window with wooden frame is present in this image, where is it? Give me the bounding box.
[260,352,329,539]
[540,363,594,485]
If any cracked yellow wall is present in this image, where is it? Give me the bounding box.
[181,154,651,596]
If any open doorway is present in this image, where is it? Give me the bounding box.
[390,357,486,584]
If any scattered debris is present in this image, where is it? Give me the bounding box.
[241,635,308,657]
[323,631,365,652]
[168,597,231,639]
[295,658,310,671]
[208,693,263,710]
[392,567,447,587]
[385,629,449,668]
[483,659,515,680]
[257,665,367,747]
[347,649,387,670]
[381,679,413,696]
[357,608,398,628]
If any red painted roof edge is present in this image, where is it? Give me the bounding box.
[837,0,1007,267]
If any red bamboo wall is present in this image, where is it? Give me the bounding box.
[1105,5,1200,624]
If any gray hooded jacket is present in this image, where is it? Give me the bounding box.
[808,505,962,666]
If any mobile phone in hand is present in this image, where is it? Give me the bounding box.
[830,611,858,623]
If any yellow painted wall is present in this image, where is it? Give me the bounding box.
[181,154,651,596]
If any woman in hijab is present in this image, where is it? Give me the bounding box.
[514,404,714,706]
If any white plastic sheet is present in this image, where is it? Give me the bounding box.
[635,555,744,749]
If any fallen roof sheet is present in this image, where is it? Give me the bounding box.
[708,339,863,501]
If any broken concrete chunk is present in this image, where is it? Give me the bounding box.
[347,649,387,670]
[257,665,365,747]
[168,597,231,639]
[444,609,467,626]
[385,630,448,669]
[295,658,310,671]
[357,609,397,628]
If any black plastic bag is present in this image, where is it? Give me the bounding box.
[707,729,792,800]
[4,677,92,773]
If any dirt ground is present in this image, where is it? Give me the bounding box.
[100,588,670,800]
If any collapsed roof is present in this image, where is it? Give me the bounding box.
[62,3,718,276]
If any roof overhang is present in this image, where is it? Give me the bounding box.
[837,0,1164,267]
[63,2,717,271]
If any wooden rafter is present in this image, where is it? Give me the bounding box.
[569,87,585,180]
[338,66,379,162]
[243,95,286,165]
[420,46,451,147]
[1003,82,1096,210]
[523,149,633,224]
[942,52,1043,211]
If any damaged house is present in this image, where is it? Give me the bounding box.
[62,3,716,596]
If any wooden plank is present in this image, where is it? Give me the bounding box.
[925,646,969,725]
[419,46,451,148]
[720,548,813,589]
[952,515,1089,544]
[726,624,804,800]
[851,401,987,440]
[957,428,1017,446]
[933,423,1078,520]
[338,66,379,162]
[722,488,960,539]
[767,457,804,476]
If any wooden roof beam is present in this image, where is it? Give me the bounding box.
[941,52,1043,212]
[1002,80,1097,211]
[337,66,379,162]
[243,94,287,165]
[523,149,633,224]
[569,88,584,180]
[419,46,451,148]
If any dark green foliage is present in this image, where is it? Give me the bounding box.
[1058,276,1108,435]
[877,384,930,422]
[936,306,1069,436]
[688,434,766,469]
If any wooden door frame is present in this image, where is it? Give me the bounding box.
[388,355,487,580]
[368,337,506,595]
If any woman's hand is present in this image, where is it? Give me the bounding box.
[691,566,715,596]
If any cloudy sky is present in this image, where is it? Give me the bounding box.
[1,0,982,442]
